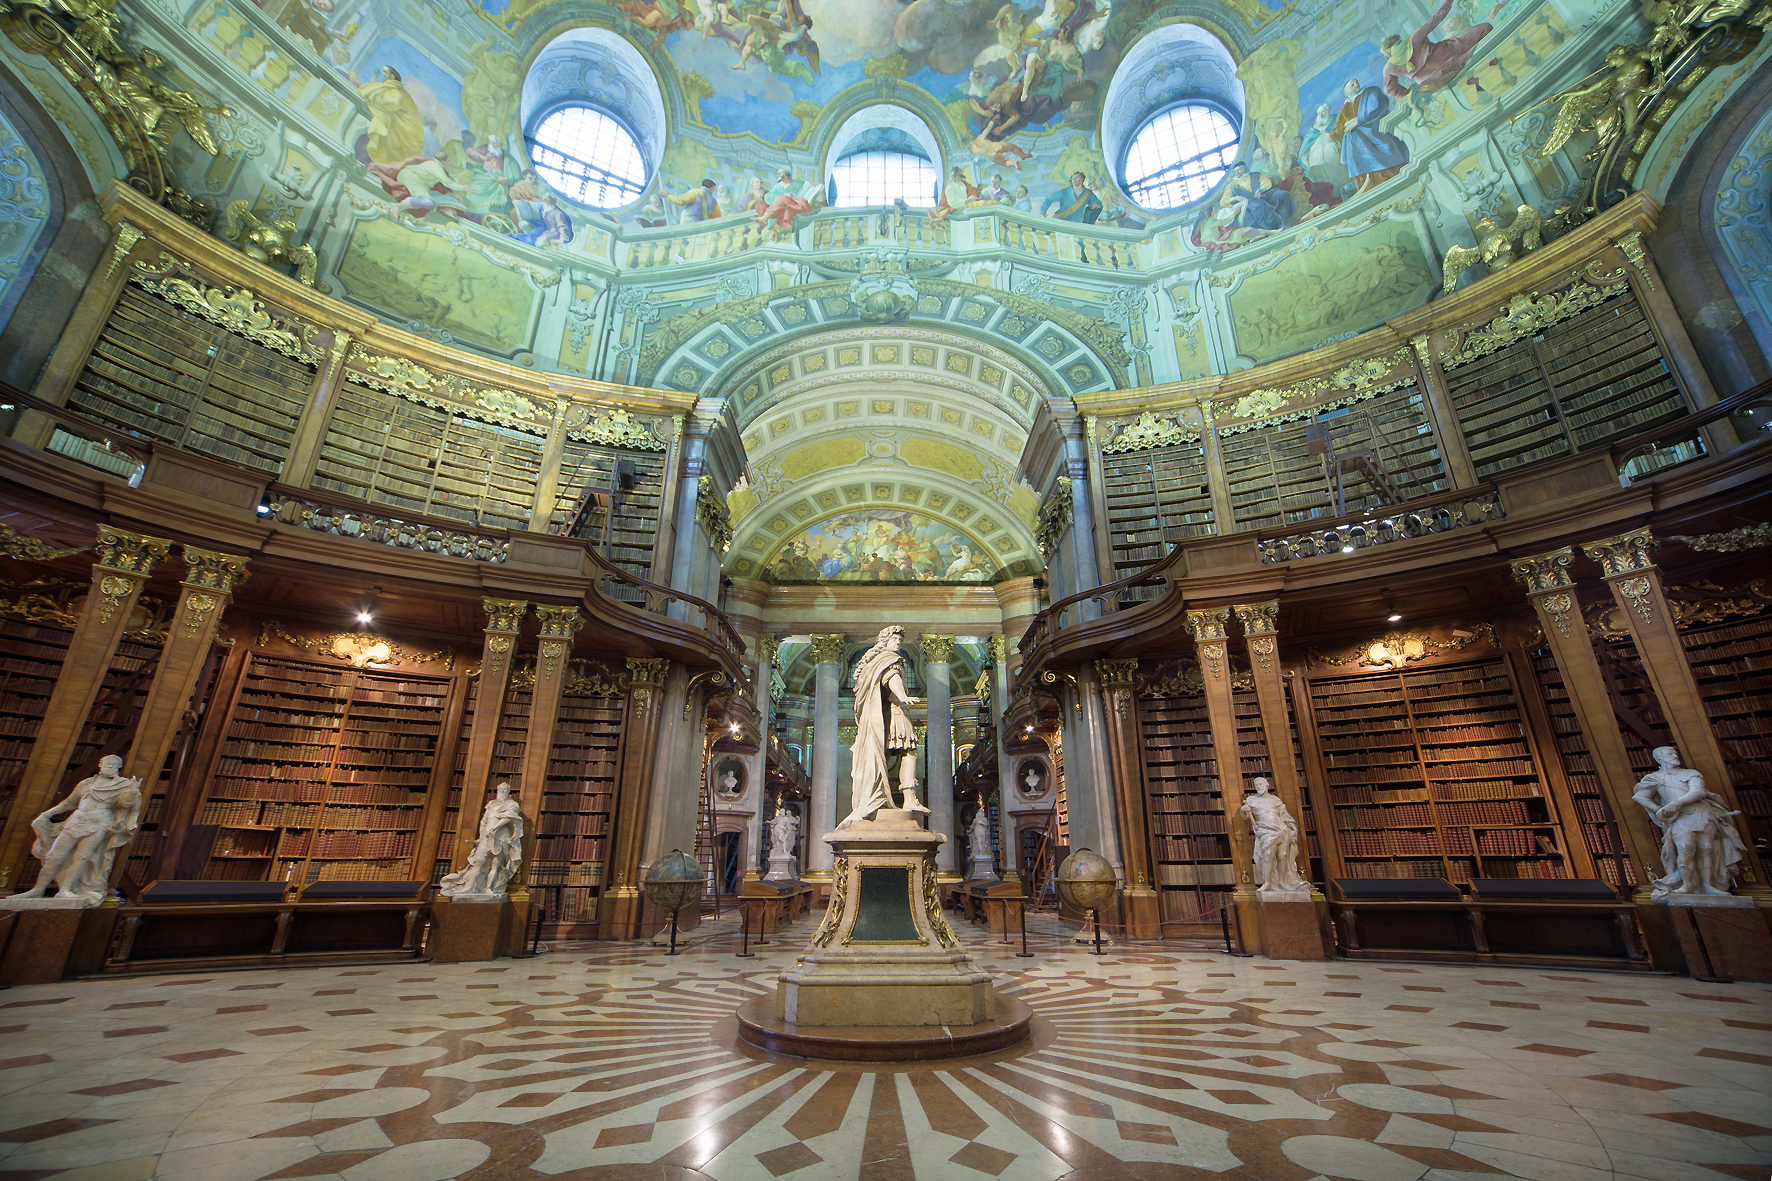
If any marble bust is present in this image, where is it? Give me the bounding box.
[1633,746,1747,900]
[9,754,142,905]
[1239,777,1307,898]
[440,783,525,899]
[717,768,742,799]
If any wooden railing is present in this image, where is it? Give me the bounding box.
[581,543,747,659]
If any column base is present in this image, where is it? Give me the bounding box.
[1120,887,1162,940]
[0,900,115,984]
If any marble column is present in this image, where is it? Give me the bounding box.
[0,526,171,887]
[1096,657,1159,937]
[921,634,958,877]
[1186,607,1261,953]
[1510,550,1663,897]
[513,605,584,901]
[1579,528,1768,899]
[807,634,846,877]
[989,634,1019,885]
[600,657,672,937]
[745,634,778,880]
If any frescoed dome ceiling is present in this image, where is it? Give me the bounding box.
[723,328,1042,582]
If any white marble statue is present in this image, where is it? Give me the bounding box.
[968,807,992,859]
[840,626,925,826]
[718,768,741,798]
[12,754,142,905]
[1633,746,1747,899]
[770,805,800,855]
[1239,778,1307,898]
[1021,764,1046,798]
[440,783,525,898]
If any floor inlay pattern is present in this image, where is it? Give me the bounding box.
[0,917,1768,1180]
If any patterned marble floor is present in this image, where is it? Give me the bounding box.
[0,914,1768,1181]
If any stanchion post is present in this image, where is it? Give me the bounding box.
[1016,897,1032,957]
[736,900,754,958]
[1091,907,1103,956]
[667,906,681,956]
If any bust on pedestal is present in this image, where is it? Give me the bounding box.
[433,783,524,962]
[0,755,142,984]
[1634,747,1770,981]
[1239,777,1327,961]
[766,805,800,881]
[737,627,1029,1059]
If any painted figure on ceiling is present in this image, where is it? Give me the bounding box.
[458,133,524,224]
[1331,77,1410,194]
[354,66,426,165]
[932,166,978,222]
[757,168,820,235]
[1299,103,1350,191]
[1383,0,1506,97]
[668,178,723,222]
[509,195,574,247]
[1041,170,1101,222]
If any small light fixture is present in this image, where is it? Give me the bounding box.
[1387,611,1403,623]
[356,611,373,624]
[1341,542,1356,554]
[1382,589,1401,624]
[730,724,740,734]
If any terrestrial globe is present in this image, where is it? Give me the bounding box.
[642,849,704,914]
[1055,848,1118,912]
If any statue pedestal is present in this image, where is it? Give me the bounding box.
[1665,895,1772,983]
[0,898,115,984]
[765,854,799,882]
[429,895,512,963]
[967,856,998,882]
[1256,897,1330,961]
[738,810,1029,1059]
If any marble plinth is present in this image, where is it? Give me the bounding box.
[0,894,94,911]
[751,810,1017,1055]
[765,854,798,882]
[968,856,998,882]
[1665,895,1772,983]
[428,896,512,963]
[0,903,114,984]
[1258,898,1330,961]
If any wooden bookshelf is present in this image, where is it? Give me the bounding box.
[198,655,448,883]
[437,678,479,882]
[69,288,314,475]
[1099,442,1214,583]
[1306,659,1569,882]
[1217,384,1443,532]
[312,379,545,530]
[1527,649,1638,892]
[551,440,666,579]
[1140,684,1232,920]
[531,686,623,931]
[0,618,71,831]
[1445,289,1687,479]
[1679,614,1772,886]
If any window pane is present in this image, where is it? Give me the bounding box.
[1124,105,1240,212]
[830,151,939,209]
[530,106,647,209]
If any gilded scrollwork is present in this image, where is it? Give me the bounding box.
[347,348,546,431]
[1667,523,1772,552]
[567,407,669,452]
[1444,279,1629,369]
[1307,623,1497,669]
[1100,411,1197,454]
[130,266,318,362]
[0,524,85,562]
[1034,478,1073,558]
[810,856,849,948]
[257,620,455,670]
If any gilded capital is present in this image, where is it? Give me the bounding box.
[810,633,847,664]
[758,634,780,663]
[919,633,957,663]
[626,656,672,687]
[1096,657,1138,689]
[1509,548,1574,594]
[1581,528,1657,577]
[181,546,250,594]
[482,597,528,634]
[533,604,584,640]
[1184,607,1229,642]
[987,633,1007,662]
[1232,601,1279,636]
[95,525,172,575]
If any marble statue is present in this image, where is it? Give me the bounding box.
[770,805,800,854]
[440,783,525,898]
[1633,746,1747,899]
[15,755,142,904]
[840,626,926,826]
[969,806,992,857]
[718,768,741,798]
[1239,778,1307,897]
[1020,763,1046,798]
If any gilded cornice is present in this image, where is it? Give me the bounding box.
[348,347,550,433]
[1441,277,1629,369]
[132,257,322,364]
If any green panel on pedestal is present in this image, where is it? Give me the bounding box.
[850,867,919,943]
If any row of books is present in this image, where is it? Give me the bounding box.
[310,805,421,830]
[0,696,50,717]
[1343,860,1453,879]
[310,830,417,858]
[1154,835,1229,861]
[1433,780,1539,801]
[537,811,609,836]
[1342,830,1457,857]
[1152,812,1229,835]
[1156,863,1236,886]
[535,835,605,860]
[1436,799,1532,826]
[1337,803,1434,828]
